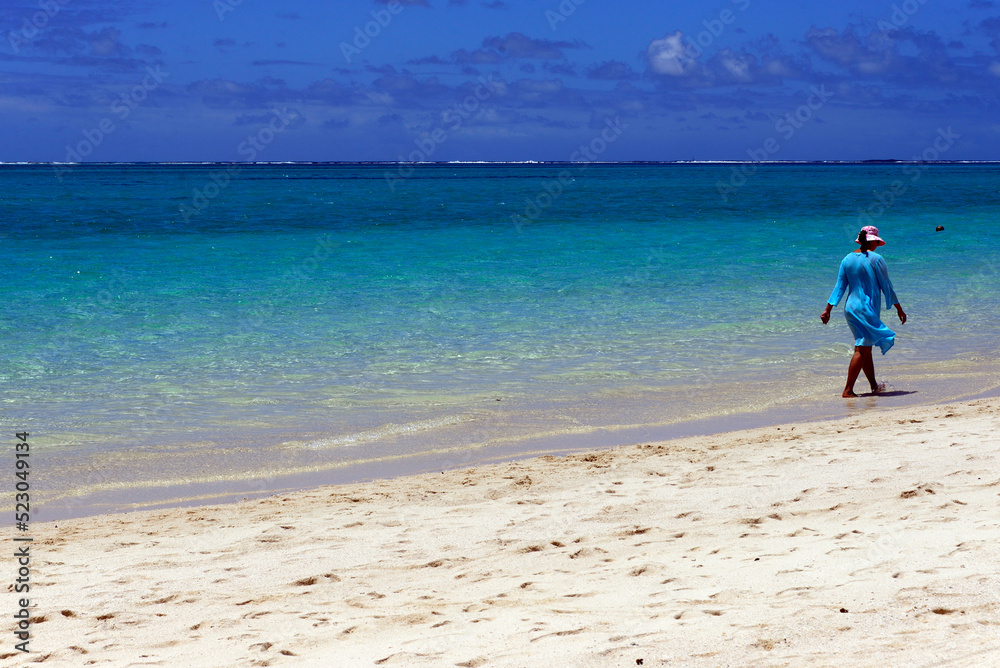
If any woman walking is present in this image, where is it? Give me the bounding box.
[821,226,907,398]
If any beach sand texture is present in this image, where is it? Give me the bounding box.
[8,397,1000,667]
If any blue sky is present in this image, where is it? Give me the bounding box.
[3,0,1000,161]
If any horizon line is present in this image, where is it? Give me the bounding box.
[4,159,1000,166]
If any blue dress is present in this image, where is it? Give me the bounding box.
[827,251,900,354]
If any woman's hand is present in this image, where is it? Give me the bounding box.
[820,304,833,325]
[895,304,907,325]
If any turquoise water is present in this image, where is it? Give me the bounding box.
[2,163,999,518]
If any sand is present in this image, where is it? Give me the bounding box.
[6,397,1000,667]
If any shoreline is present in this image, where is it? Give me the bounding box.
[28,361,1000,522]
[27,362,1000,521]
[9,395,1000,666]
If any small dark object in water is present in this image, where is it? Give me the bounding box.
[936,225,944,231]
[840,608,849,613]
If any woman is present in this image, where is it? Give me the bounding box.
[821,226,907,398]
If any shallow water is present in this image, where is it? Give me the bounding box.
[2,163,999,519]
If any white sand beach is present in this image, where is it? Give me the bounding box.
[7,397,1000,667]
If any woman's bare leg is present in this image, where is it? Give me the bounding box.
[861,347,879,392]
[843,346,868,397]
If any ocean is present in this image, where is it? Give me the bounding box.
[3,162,999,519]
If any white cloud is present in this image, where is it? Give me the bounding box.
[719,51,752,82]
[646,32,695,77]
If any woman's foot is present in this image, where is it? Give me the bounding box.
[843,390,858,398]
[870,382,887,394]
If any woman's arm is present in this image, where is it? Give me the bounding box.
[873,254,900,307]
[827,256,849,308]
[823,256,849,323]
[873,255,904,323]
